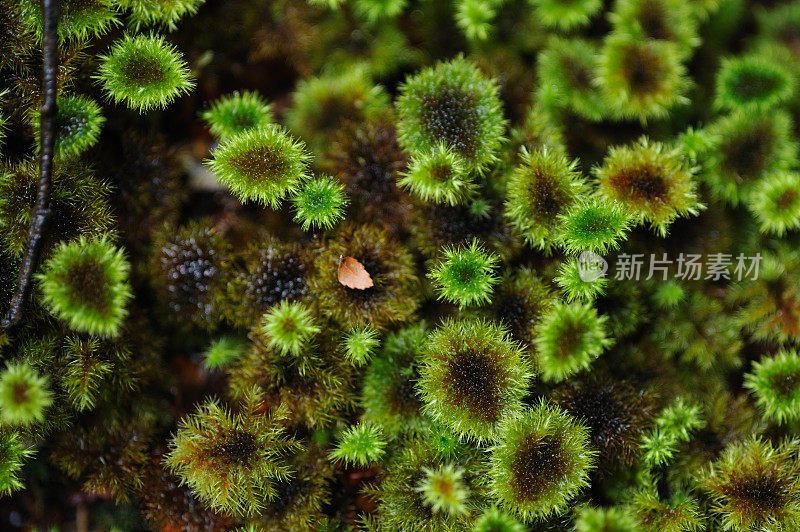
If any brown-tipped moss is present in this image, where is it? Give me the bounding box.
[555,374,656,470]
[307,224,420,330]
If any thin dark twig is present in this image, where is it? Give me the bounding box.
[1,0,58,330]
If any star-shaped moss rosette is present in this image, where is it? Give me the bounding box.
[36,235,132,338]
[96,33,195,112]
[505,147,588,250]
[398,143,475,205]
[31,94,105,160]
[488,400,595,521]
[595,137,703,236]
[715,54,795,112]
[201,90,274,140]
[207,124,310,208]
[746,171,800,236]
[536,37,606,121]
[352,0,408,23]
[291,175,349,230]
[328,421,387,466]
[117,0,205,30]
[396,56,506,173]
[744,350,800,425]
[534,301,612,382]
[529,0,602,31]
[557,199,633,255]
[702,110,796,206]
[0,432,35,497]
[428,238,500,308]
[455,0,502,41]
[418,318,533,441]
[701,438,800,531]
[166,391,300,518]
[259,300,320,358]
[609,0,700,55]
[597,34,689,122]
[0,362,52,426]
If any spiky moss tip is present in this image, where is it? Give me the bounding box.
[18,0,119,42]
[746,171,800,236]
[595,137,702,236]
[352,0,408,23]
[96,33,194,112]
[415,464,470,516]
[557,198,633,255]
[505,147,587,250]
[342,326,380,366]
[597,34,689,123]
[655,398,705,442]
[37,235,131,338]
[31,94,105,160]
[396,56,506,173]
[398,143,475,205]
[554,258,609,303]
[715,54,795,112]
[207,124,310,208]
[117,0,205,31]
[428,238,500,308]
[0,362,52,426]
[165,393,300,518]
[536,37,606,121]
[489,400,595,521]
[455,0,501,41]
[652,279,685,308]
[260,301,320,357]
[201,91,273,139]
[418,318,533,441]
[291,175,349,231]
[744,349,800,425]
[203,336,246,371]
[701,437,800,531]
[328,421,386,466]
[534,301,612,382]
[0,432,35,496]
[528,0,602,31]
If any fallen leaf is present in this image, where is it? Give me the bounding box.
[338,256,374,290]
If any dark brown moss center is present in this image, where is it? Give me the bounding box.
[608,164,670,202]
[420,87,480,158]
[65,258,112,314]
[229,144,290,183]
[510,435,567,501]
[445,348,504,422]
[622,45,664,94]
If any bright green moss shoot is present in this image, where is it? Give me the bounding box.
[715,55,795,112]
[207,124,310,208]
[291,175,349,231]
[341,326,380,366]
[0,362,52,426]
[18,0,119,42]
[534,301,612,382]
[415,464,470,516]
[529,0,603,31]
[96,33,195,112]
[745,350,800,424]
[201,91,273,139]
[557,199,633,255]
[259,301,320,358]
[32,94,105,160]
[329,422,387,466]
[746,171,800,236]
[398,144,475,205]
[428,239,500,308]
[117,0,206,30]
[37,235,132,338]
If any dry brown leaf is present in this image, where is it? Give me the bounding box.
[338,256,374,290]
